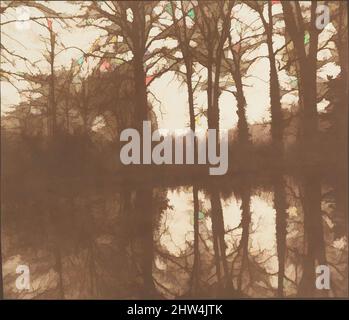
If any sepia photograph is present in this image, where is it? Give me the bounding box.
[0,0,348,302]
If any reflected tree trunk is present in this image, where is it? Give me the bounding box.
[134,187,157,298]
[0,210,3,299]
[210,190,230,295]
[47,196,65,299]
[54,246,64,299]
[190,185,200,296]
[88,239,97,298]
[299,172,326,297]
[237,183,251,294]
[273,174,287,297]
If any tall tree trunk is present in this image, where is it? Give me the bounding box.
[282,1,319,163]
[227,32,250,148]
[282,2,327,297]
[186,65,196,132]
[232,56,250,145]
[49,30,56,139]
[335,1,348,104]
[207,1,234,133]
[207,49,214,130]
[131,3,148,131]
[266,2,284,159]
[333,1,348,240]
[133,53,148,132]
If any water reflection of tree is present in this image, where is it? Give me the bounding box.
[232,183,251,295]
[209,189,234,297]
[2,176,347,298]
[153,178,347,298]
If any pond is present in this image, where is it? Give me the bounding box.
[1,173,348,298]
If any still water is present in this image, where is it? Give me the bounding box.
[2,173,348,298]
